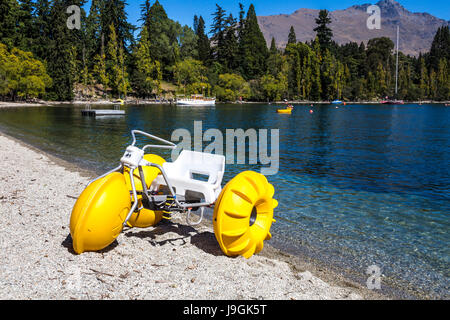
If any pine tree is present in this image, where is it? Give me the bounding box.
[270,37,277,54]
[222,14,239,72]
[46,0,76,101]
[428,26,450,72]
[285,43,300,98]
[17,0,35,50]
[139,0,152,25]
[287,26,296,45]
[0,0,20,48]
[196,16,210,64]
[85,0,102,62]
[236,2,246,69]
[210,4,227,64]
[240,4,268,80]
[33,0,52,59]
[99,0,135,49]
[267,38,282,78]
[313,9,333,52]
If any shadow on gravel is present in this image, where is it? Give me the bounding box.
[124,220,224,257]
[61,233,119,255]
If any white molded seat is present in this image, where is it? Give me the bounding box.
[153,150,225,204]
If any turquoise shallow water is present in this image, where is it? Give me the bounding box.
[0,103,448,298]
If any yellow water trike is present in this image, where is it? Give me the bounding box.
[276,105,294,114]
[70,130,277,258]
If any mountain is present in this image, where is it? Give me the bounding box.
[257,0,450,56]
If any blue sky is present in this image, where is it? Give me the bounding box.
[86,0,450,31]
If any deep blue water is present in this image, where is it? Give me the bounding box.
[0,103,448,298]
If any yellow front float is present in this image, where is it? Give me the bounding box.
[213,171,278,259]
[123,154,166,228]
[70,172,131,254]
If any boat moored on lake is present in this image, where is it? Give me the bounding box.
[277,104,294,114]
[176,94,216,106]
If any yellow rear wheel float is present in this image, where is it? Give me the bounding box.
[213,171,278,258]
[70,163,277,258]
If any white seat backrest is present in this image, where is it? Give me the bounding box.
[174,150,225,185]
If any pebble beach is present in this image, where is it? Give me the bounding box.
[0,132,389,300]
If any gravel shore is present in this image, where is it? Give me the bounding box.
[0,133,383,300]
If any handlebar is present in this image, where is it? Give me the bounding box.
[131,130,176,151]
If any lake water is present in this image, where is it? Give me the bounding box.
[0,103,448,298]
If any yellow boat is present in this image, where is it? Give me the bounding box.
[276,107,292,114]
[112,99,125,106]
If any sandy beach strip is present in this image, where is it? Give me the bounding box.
[0,132,386,300]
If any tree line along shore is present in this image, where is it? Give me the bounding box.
[0,0,449,104]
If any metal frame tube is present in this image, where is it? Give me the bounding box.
[123,168,139,226]
[86,164,122,187]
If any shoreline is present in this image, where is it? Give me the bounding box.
[1,100,449,108]
[0,131,388,300]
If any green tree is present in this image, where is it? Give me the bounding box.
[260,72,287,101]
[93,33,109,97]
[287,26,296,45]
[0,43,52,100]
[195,16,210,64]
[16,0,35,51]
[428,26,450,72]
[418,56,429,99]
[269,37,277,54]
[0,0,20,48]
[313,10,333,52]
[435,58,449,100]
[173,58,209,95]
[236,2,246,70]
[310,39,322,100]
[85,0,102,66]
[222,14,239,72]
[107,23,129,97]
[33,0,52,59]
[45,0,76,101]
[142,0,183,79]
[366,37,394,70]
[99,0,135,49]
[134,25,162,97]
[210,4,227,65]
[240,4,268,80]
[178,24,198,60]
[375,62,387,98]
[214,73,249,101]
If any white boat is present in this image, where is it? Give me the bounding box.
[176,94,216,106]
